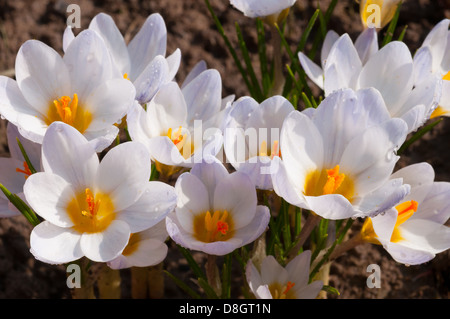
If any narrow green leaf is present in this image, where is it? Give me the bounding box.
[221,254,232,299]
[164,270,202,299]
[197,277,220,299]
[397,118,443,155]
[397,25,408,42]
[177,245,207,281]
[16,138,37,174]
[322,285,340,296]
[382,2,402,47]
[0,183,40,226]
[235,22,264,101]
[204,0,255,96]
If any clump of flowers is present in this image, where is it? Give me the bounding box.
[0,0,448,302]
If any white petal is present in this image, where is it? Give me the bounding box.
[413,47,433,85]
[354,27,378,65]
[213,171,257,228]
[182,60,207,88]
[285,250,311,288]
[324,34,362,93]
[190,159,229,208]
[128,13,167,80]
[24,172,76,227]
[358,41,414,111]
[295,281,324,299]
[415,182,450,224]
[305,194,356,219]
[63,29,115,101]
[421,19,450,73]
[62,26,75,53]
[108,238,168,269]
[41,122,99,188]
[298,52,324,89]
[88,13,131,75]
[391,162,435,189]
[30,221,82,264]
[230,0,297,18]
[80,220,130,262]
[0,157,30,194]
[85,78,135,130]
[117,181,176,233]
[96,142,150,211]
[321,30,340,66]
[15,40,71,113]
[182,69,222,126]
[7,122,41,170]
[175,172,210,233]
[261,255,289,284]
[133,55,169,104]
[0,76,37,127]
[232,205,270,246]
[280,111,323,187]
[165,48,181,82]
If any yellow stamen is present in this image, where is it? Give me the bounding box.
[304,165,355,201]
[194,210,233,243]
[46,93,91,133]
[67,188,114,233]
[123,73,130,81]
[16,161,32,179]
[443,70,450,81]
[269,281,296,299]
[259,140,268,157]
[165,126,193,159]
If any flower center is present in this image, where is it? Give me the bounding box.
[304,165,355,201]
[45,94,92,133]
[361,200,418,244]
[16,161,32,179]
[166,126,193,159]
[269,281,296,299]
[259,140,280,159]
[67,188,115,233]
[193,210,234,243]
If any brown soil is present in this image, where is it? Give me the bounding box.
[0,0,449,299]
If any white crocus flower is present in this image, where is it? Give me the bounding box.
[166,158,270,256]
[271,88,410,220]
[299,29,442,133]
[246,251,323,299]
[230,0,297,24]
[127,68,226,175]
[224,95,294,190]
[24,122,177,264]
[413,19,450,118]
[64,13,181,105]
[0,30,136,152]
[0,123,41,218]
[107,220,169,269]
[361,162,450,265]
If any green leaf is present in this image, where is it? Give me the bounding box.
[0,183,40,226]
[164,270,202,299]
[177,245,207,282]
[381,2,402,47]
[16,138,37,174]
[198,277,220,299]
[397,118,443,155]
[322,285,340,296]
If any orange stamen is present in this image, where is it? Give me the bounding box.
[82,188,100,217]
[16,161,32,179]
[282,281,295,296]
[323,165,345,195]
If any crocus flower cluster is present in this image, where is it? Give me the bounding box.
[0,2,448,300]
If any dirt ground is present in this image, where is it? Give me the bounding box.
[0,0,449,299]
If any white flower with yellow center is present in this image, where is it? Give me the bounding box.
[64,13,180,105]
[359,0,403,29]
[166,158,270,256]
[299,29,442,133]
[107,220,169,269]
[127,68,226,172]
[24,122,176,264]
[361,162,450,265]
[0,29,136,152]
[246,251,323,299]
[413,19,450,119]
[0,123,41,218]
[223,95,294,190]
[271,88,410,220]
[230,0,297,24]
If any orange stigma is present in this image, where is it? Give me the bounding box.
[82,188,100,217]
[323,165,346,195]
[53,94,78,126]
[167,127,187,151]
[16,161,32,179]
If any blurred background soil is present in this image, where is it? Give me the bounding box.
[0,0,449,299]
